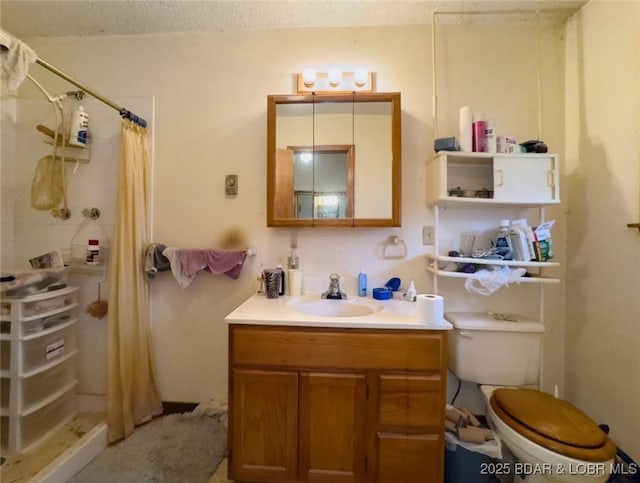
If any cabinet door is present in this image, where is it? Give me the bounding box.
[298,372,368,483]
[230,369,298,481]
[494,155,559,203]
[377,432,442,483]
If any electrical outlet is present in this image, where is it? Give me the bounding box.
[422,226,435,245]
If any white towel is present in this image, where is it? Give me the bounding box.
[0,28,37,94]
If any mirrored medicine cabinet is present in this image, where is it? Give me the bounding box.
[267,92,402,227]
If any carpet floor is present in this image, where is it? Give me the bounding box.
[68,412,227,483]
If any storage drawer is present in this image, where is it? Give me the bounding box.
[231,326,445,371]
[0,340,10,371]
[23,354,77,411]
[22,311,74,335]
[21,323,77,374]
[19,289,76,319]
[377,374,444,429]
[0,377,9,411]
[20,383,77,450]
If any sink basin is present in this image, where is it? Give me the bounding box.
[295,299,381,317]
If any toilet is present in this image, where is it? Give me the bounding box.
[446,312,617,482]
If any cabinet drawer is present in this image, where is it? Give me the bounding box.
[231,326,445,371]
[378,374,443,429]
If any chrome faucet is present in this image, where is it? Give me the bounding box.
[321,273,348,299]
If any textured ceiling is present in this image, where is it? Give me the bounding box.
[1,0,587,38]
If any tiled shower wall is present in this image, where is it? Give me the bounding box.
[2,94,152,403]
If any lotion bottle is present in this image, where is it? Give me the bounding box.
[68,105,89,147]
[358,267,367,297]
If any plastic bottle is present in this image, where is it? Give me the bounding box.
[358,267,367,297]
[68,106,89,147]
[485,119,496,153]
[495,219,512,259]
[472,113,487,152]
[406,280,417,302]
[86,239,100,265]
[276,264,286,296]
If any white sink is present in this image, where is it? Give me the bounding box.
[295,298,382,317]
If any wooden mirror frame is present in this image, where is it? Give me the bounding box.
[267,92,402,227]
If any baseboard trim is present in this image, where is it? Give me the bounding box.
[162,401,198,414]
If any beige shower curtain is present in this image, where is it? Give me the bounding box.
[107,120,162,443]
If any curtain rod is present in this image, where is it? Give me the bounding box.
[35,57,147,128]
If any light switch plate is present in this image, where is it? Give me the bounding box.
[225,174,238,195]
[422,226,435,245]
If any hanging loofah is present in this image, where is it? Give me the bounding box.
[86,282,108,319]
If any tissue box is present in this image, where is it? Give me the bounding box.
[435,137,460,152]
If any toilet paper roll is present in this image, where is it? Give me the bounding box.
[459,106,473,152]
[416,293,444,325]
[288,269,303,296]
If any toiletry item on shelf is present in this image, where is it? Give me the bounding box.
[497,135,517,153]
[485,119,496,153]
[86,239,100,265]
[495,219,513,259]
[68,106,89,147]
[406,280,417,302]
[459,106,473,152]
[358,267,367,297]
[472,113,487,152]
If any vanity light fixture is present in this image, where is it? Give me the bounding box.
[328,68,342,87]
[296,68,375,94]
[302,68,316,87]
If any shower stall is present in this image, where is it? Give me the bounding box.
[1,91,153,477]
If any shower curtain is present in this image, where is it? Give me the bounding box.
[107,120,162,443]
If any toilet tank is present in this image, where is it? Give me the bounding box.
[446,312,544,386]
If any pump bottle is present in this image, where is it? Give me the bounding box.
[358,267,367,297]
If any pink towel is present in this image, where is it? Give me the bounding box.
[178,249,247,280]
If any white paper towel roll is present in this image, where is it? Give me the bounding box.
[459,106,473,152]
[416,293,444,325]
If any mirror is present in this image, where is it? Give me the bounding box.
[267,92,401,227]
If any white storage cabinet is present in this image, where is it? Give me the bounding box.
[0,286,79,453]
[425,152,561,287]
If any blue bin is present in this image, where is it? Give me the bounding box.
[445,444,500,483]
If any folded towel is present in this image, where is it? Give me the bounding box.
[0,29,37,94]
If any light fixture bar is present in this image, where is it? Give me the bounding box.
[296,71,375,94]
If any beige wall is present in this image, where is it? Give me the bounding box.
[11,23,567,412]
[564,1,640,461]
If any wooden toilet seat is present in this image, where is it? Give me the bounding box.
[490,388,617,462]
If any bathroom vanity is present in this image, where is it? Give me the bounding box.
[226,294,451,483]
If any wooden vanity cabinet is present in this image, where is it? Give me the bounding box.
[228,325,447,483]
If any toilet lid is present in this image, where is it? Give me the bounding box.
[491,388,617,462]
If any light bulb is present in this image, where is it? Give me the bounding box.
[302,68,316,87]
[354,68,369,87]
[328,68,342,87]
